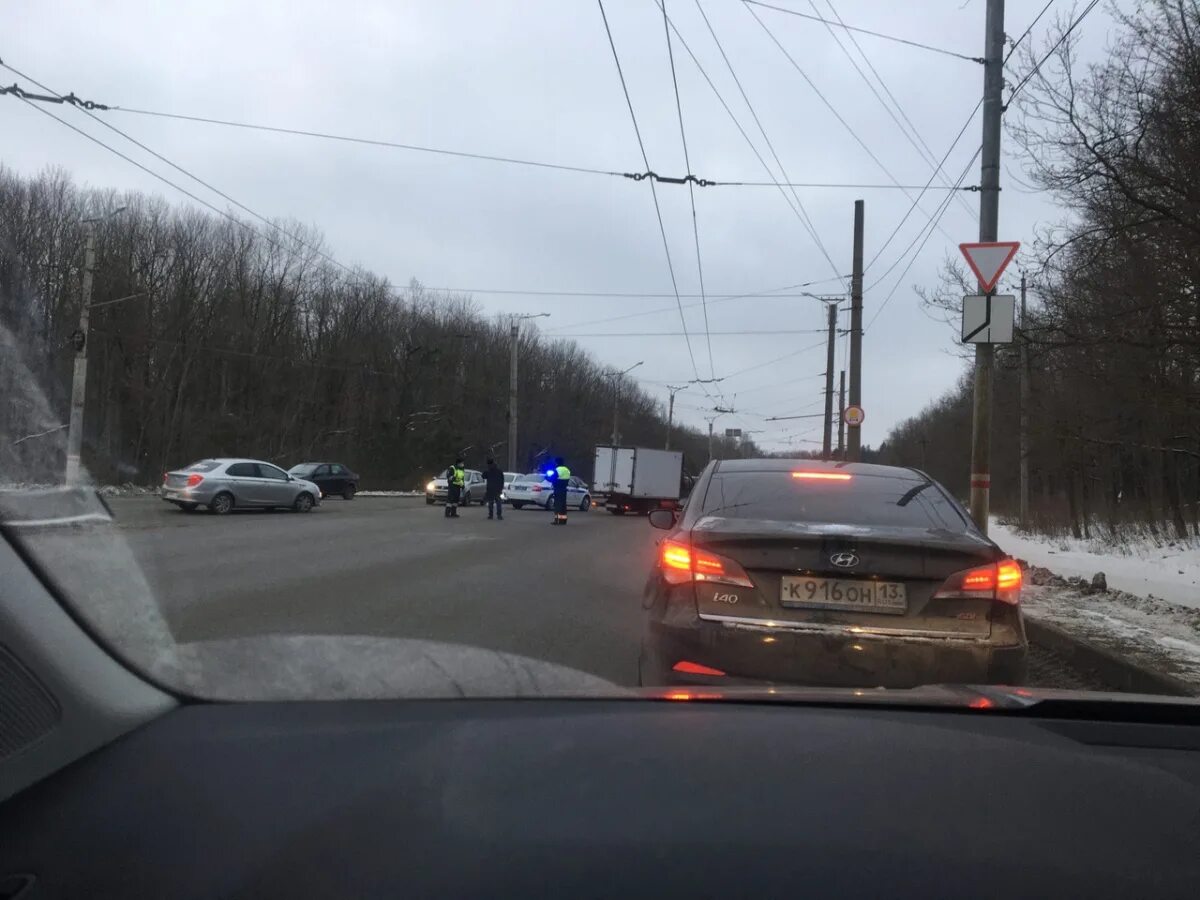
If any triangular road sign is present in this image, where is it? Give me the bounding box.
[959,241,1020,293]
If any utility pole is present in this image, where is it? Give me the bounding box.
[822,301,837,459]
[65,221,96,485]
[507,313,549,472]
[969,0,1005,534]
[705,406,734,462]
[65,206,127,484]
[1019,271,1030,529]
[847,199,864,461]
[508,320,519,472]
[837,370,846,459]
[607,361,644,447]
[664,384,688,450]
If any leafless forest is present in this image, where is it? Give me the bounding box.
[881,1,1200,539]
[0,168,743,488]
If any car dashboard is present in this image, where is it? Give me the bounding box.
[1,698,1198,898]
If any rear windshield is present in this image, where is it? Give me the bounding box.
[182,461,220,472]
[515,474,546,483]
[289,464,318,476]
[700,471,969,532]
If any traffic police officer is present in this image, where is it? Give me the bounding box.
[549,456,571,525]
[445,457,466,518]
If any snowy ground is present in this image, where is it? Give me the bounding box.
[991,519,1200,610]
[991,518,1200,691]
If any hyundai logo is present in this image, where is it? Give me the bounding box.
[830,552,859,568]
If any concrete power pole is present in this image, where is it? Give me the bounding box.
[969,0,1006,534]
[507,312,550,472]
[1019,271,1030,528]
[837,370,846,459]
[822,302,837,459]
[664,384,687,450]
[847,200,864,461]
[65,220,98,485]
[508,320,519,472]
[608,361,644,448]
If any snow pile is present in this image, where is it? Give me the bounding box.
[992,519,1200,611]
[96,483,158,497]
[356,490,424,498]
[1021,577,1200,690]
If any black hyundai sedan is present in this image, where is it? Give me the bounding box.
[640,459,1027,689]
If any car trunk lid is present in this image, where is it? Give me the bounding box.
[690,516,999,638]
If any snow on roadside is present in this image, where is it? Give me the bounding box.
[991,518,1200,611]
[1021,582,1200,691]
[356,490,424,498]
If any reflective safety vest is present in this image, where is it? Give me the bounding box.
[451,466,465,487]
[555,465,571,481]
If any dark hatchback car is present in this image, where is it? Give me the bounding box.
[640,459,1027,689]
[287,462,359,500]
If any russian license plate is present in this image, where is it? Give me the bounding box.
[164,491,179,500]
[780,576,907,614]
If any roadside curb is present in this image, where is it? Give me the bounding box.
[1025,616,1196,697]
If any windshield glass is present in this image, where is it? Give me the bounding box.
[702,472,969,532]
[2,0,1196,706]
[180,461,220,473]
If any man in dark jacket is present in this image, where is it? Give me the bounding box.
[483,458,506,520]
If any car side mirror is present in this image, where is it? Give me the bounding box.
[287,474,295,481]
[648,509,676,530]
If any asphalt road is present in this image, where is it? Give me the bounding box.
[108,495,654,686]
[106,495,1104,690]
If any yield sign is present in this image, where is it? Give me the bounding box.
[959,241,1020,293]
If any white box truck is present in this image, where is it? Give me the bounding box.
[592,446,684,515]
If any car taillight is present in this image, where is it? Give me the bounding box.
[186,473,204,488]
[934,559,1022,605]
[531,485,543,492]
[162,472,168,484]
[659,539,754,588]
[672,660,726,677]
[791,471,852,481]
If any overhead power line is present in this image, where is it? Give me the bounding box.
[656,1,844,285]
[690,0,847,291]
[431,278,847,299]
[1007,0,1102,103]
[553,329,826,337]
[866,146,980,332]
[596,0,704,389]
[0,74,966,192]
[742,1,984,63]
[0,59,366,283]
[744,3,958,247]
[662,0,716,382]
[819,0,976,223]
[866,100,983,279]
[1005,0,1056,65]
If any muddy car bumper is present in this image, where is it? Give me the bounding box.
[643,616,1028,689]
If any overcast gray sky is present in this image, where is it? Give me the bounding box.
[3,1,1117,450]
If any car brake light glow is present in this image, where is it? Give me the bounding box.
[185,473,204,488]
[659,540,753,588]
[661,540,692,571]
[672,660,726,677]
[791,471,852,481]
[934,559,1022,604]
[996,559,1022,591]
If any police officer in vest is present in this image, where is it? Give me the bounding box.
[444,457,466,518]
[549,456,571,525]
